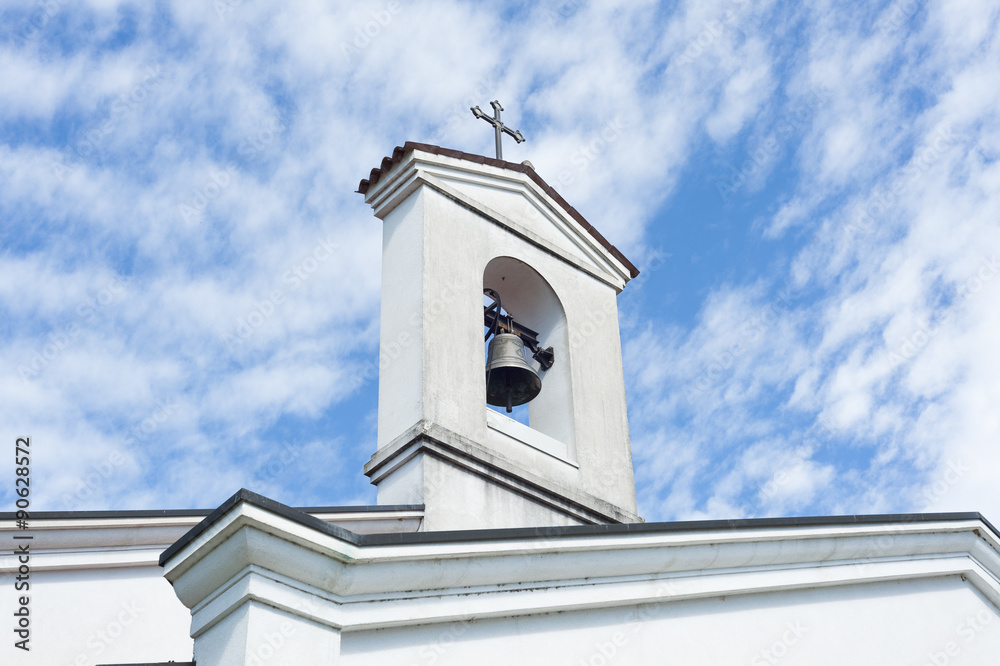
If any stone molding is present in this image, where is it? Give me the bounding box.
[364,420,642,525]
[362,147,633,291]
[161,492,1000,640]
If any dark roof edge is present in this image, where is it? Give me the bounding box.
[160,488,384,565]
[97,663,196,666]
[357,141,640,279]
[361,511,1000,546]
[158,490,999,567]
[1,503,422,522]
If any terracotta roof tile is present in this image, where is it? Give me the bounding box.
[357,141,639,279]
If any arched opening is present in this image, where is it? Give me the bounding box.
[484,256,575,458]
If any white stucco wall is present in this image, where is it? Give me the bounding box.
[340,576,1000,666]
[2,564,192,666]
[194,599,340,666]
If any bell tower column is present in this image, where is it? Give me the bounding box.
[358,142,642,530]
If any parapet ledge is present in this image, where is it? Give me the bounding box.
[158,489,1000,635]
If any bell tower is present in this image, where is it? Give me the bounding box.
[357,141,641,530]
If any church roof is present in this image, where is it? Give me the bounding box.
[357,141,640,278]
[159,488,1000,567]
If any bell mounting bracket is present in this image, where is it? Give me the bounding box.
[483,289,555,371]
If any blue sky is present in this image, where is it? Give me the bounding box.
[2,0,998,522]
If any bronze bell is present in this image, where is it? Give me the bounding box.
[486,332,542,412]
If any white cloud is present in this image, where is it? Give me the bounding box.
[625,0,1000,522]
[2,1,998,525]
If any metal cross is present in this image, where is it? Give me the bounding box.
[471,100,525,160]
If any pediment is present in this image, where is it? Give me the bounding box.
[359,142,637,291]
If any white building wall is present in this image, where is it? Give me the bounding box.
[340,576,1000,666]
[1,563,191,666]
[376,189,426,451]
[194,600,341,666]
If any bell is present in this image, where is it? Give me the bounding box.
[486,333,542,412]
